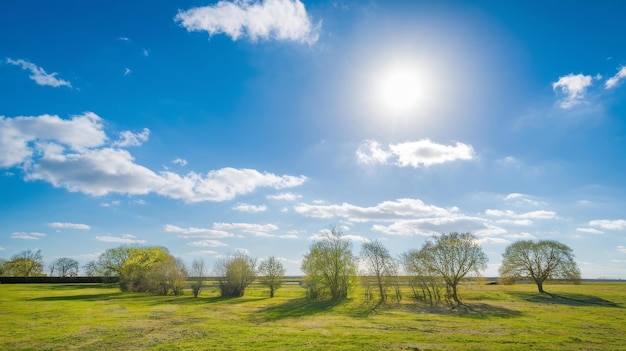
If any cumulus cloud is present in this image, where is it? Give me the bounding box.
[371,216,506,237]
[0,113,307,202]
[175,0,320,44]
[589,219,626,230]
[11,232,46,240]
[552,73,594,108]
[232,203,268,212]
[95,234,146,244]
[605,66,626,89]
[6,58,72,88]
[213,222,279,236]
[356,139,475,168]
[48,222,91,230]
[188,240,228,247]
[164,224,233,239]
[113,128,150,147]
[485,209,557,223]
[294,198,458,222]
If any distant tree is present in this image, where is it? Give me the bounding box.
[360,240,398,302]
[50,257,79,277]
[214,251,257,298]
[189,258,208,298]
[402,249,444,305]
[83,261,103,277]
[0,258,7,276]
[96,246,134,277]
[301,227,357,299]
[258,256,286,298]
[499,240,581,293]
[120,246,187,295]
[419,233,488,307]
[3,250,44,276]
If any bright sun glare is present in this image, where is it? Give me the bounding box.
[372,60,434,117]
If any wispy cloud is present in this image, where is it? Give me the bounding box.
[95,234,146,244]
[48,222,91,230]
[589,219,626,230]
[576,227,604,234]
[605,66,626,89]
[113,128,150,147]
[213,222,279,236]
[232,203,268,213]
[357,139,475,168]
[0,113,307,202]
[173,158,188,167]
[11,232,46,240]
[187,240,228,248]
[552,73,594,108]
[164,224,233,239]
[267,192,301,201]
[618,246,626,254]
[175,0,320,44]
[6,58,72,88]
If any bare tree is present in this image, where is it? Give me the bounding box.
[301,227,357,299]
[360,240,398,302]
[419,233,488,307]
[499,240,581,293]
[189,258,208,298]
[258,256,285,298]
[214,251,257,298]
[50,257,79,277]
[402,250,444,305]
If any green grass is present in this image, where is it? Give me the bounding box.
[1,282,625,350]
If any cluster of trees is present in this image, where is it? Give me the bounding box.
[301,228,581,307]
[2,228,582,304]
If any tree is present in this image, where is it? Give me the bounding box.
[214,251,257,298]
[499,240,581,293]
[402,249,444,305]
[50,257,79,277]
[3,250,44,276]
[120,246,187,295]
[360,240,398,302]
[258,256,285,298]
[0,258,7,276]
[189,258,208,298]
[83,261,103,277]
[301,227,357,299]
[95,246,134,277]
[419,233,488,307]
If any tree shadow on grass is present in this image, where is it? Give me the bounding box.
[507,292,622,308]
[254,298,345,321]
[29,292,128,302]
[400,302,522,319]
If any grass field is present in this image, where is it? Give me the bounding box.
[1,281,625,350]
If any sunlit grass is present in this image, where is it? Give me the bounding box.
[1,282,624,350]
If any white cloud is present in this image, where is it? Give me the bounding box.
[266,192,301,201]
[605,66,626,89]
[232,203,268,212]
[371,216,506,237]
[11,232,46,240]
[552,73,594,108]
[124,68,132,76]
[164,224,233,239]
[356,139,475,168]
[0,113,307,202]
[188,240,228,247]
[0,113,107,167]
[173,158,188,166]
[589,219,626,230]
[505,193,525,200]
[175,0,320,44]
[485,209,557,223]
[188,250,219,256]
[6,58,72,88]
[504,232,536,240]
[113,128,150,147]
[576,227,604,235]
[478,237,510,245]
[48,222,91,230]
[495,219,533,226]
[294,198,458,222]
[95,234,146,244]
[213,222,279,235]
[618,246,626,254]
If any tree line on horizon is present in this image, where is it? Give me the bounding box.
[0,228,581,305]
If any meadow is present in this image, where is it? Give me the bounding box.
[1,281,625,350]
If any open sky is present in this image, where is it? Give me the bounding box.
[1,0,626,278]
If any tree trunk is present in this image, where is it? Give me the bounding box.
[537,280,545,293]
[270,287,275,298]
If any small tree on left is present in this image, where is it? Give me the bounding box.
[3,250,44,276]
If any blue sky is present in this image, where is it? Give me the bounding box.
[1,0,625,278]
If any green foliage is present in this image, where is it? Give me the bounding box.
[301,227,357,299]
[189,258,207,298]
[360,240,399,302]
[215,251,257,297]
[1,250,44,276]
[94,246,135,277]
[417,232,488,306]
[500,240,581,293]
[401,250,445,305]
[258,256,286,298]
[120,246,188,295]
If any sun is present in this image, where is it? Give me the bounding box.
[371,59,433,117]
